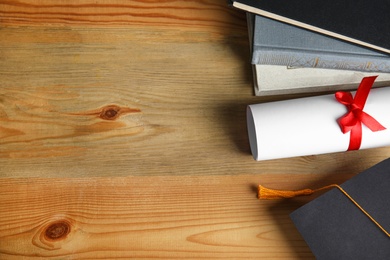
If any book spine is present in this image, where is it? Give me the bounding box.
[252,48,390,73]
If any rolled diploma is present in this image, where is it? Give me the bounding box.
[247,87,390,161]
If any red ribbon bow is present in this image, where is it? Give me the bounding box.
[335,76,386,151]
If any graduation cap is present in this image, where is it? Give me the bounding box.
[259,158,390,259]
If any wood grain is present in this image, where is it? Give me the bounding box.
[1,1,389,178]
[1,0,390,259]
[0,173,354,259]
[0,0,246,29]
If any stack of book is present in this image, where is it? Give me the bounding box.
[230,0,390,96]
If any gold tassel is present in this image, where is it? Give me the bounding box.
[258,184,339,200]
[258,185,316,199]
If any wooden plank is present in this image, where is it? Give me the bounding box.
[0,0,246,28]
[0,1,250,178]
[1,1,390,259]
[0,2,389,178]
[0,173,353,259]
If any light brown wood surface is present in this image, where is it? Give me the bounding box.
[1,1,390,259]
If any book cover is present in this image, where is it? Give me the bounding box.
[252,64,390,96]
[246,14,390,96]
[252,15,390,73]
[231,0,390,54]
[290,158,390,259]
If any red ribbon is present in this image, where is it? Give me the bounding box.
[335,76,386,151]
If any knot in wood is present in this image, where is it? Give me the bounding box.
[100,105,121,120]
[44,221,71,241]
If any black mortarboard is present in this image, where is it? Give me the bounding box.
[290,158,390,259]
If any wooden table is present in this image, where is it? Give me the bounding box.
[1,1,389,259]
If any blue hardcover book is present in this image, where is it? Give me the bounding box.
[251,15,390,73]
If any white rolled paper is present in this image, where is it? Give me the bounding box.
[247,87,390,161]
